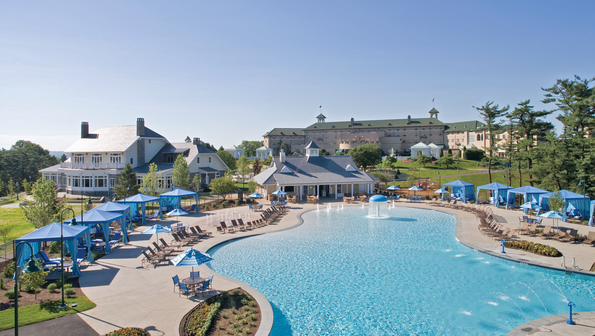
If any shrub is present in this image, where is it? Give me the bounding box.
[2,262,15,278]
[203,204,210,210]
[4,289,15,300]
[222,201,228,208]
[424,195,430,200]
[65,287,75,297]
[49,241,61,254]
[504,240,561,257]
[0,277,3,290]
[235,200,240,206]
[47,283,58,292]
[104,327,149,336]
[21,268,49,294]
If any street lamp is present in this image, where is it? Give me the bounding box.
[579,179,587,221]
[13,241,41,336]
[437,171,441,189]
[15,182,19,201]
[59,208,77,309]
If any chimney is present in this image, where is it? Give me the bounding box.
[81,122,89,138]
[407,115,411,125]
[280,149,286,163]
[350,118,354,126]
[137,118,145,136]
[193,137,200,145]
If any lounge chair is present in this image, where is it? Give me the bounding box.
[109,232,121,248]
[147,210,160,220]
[518,222,530,235]
[583,231,595,246]
[75,248,87,265]
[152,242,173,257]
[36,251,61,267]
[142,251,159,267]
[538,225,555,239]
[219,222,234,233]
[160,238,177,251]
[559,229,579,243]
[194,226,212,236]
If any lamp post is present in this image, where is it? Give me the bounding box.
[13,241,41,336]
[59,208,77,309]
[15,182,19,201]
[579,180,587,222]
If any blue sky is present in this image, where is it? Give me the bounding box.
[1,1,594,151]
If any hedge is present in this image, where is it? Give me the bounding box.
[504,240,561,257]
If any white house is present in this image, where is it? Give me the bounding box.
[255,146,273,160]
[224,145,245,159]
[40,119,227,196]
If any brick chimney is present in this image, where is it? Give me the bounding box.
[280,149,286,163]
[407,115,411,125]
[137,118,145,136]
[81,122,89,138]
[350,118,354,126]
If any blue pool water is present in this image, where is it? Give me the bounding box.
[207,207,595,335]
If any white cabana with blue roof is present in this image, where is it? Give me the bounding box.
[442,180,475,202]
[476,182,513,207]
[94,201,134,229]
[16,223,91,277]
[159,188,199,219]
[505,186,548,210]
[538,190,591,219]
[64,209,124,253]
[118,193,160,225]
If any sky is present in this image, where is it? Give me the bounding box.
[1,1,594,151]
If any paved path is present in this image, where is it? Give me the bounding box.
[0,313,98,336]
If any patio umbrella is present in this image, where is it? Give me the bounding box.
[167,208,188,225]
[271,189,287,201]
[143,224,172,241]
[520,202,541,217]
[434,189,448,194]
[248,192,263,198]
[387,185,400,190]
[539,211,564,230]
[408,186,422,198]
[171,248,213,277]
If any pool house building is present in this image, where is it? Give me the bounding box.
[253,141,379,200]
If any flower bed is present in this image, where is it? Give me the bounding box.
[504,240,561,257]
[103,327,149,336]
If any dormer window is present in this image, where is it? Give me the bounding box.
[345,164,357,172]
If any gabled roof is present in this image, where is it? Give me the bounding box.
[262,128,305,137]
[317,113,326,119]
[411,142,429,149]
[257,146,272,151]
[444,121,486,133]
[345,164,357,172]
[305,141,319,149]
[65,125,166,153]
[304,117,446,130]
[225,145,244,151]
[253,156,376,185]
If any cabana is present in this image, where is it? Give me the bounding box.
[118,193,160,225]
[64,209,124,253]
[539,190,591,220]
[16,223,90,277]
[476,182,513,207]
[92,202,134,243]
[159,188,199,219]
[442,180,475,202]
[505,186,548,210]
[588,200,595,227]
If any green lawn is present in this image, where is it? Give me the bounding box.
[396,169,482,179]
[0,296,96,330]
[0,208,35,243]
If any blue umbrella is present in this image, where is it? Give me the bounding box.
[143,224,172,241]
[167,208,188,225]
[248,192,263,198]
[539,211,564,230]
[271,189,287,201]
[408,186,422,198]
[520,202,541,216]
[434,189,448,194]
[387,185,400,190]
[171,248,213,276]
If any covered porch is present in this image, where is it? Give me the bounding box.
[258,183,375,201]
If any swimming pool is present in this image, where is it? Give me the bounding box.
[207,207,595,335]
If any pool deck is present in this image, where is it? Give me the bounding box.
[74,199,595,335]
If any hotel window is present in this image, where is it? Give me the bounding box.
[429,133,433,136]
[92,154,102,164]
[82,176,92,188]
[73,154,84,163]
[137,178,143,185]
[110,154,122,163]
[72,176,80,187]
[109,178,116,188]
[130,158,133,164]
[215,172,220,178]
[94,176,107,188]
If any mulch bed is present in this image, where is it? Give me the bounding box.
[0,277,84,310]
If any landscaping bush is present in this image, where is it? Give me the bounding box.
[47,283,58,292]
[49,241,61,254]
[235,200,240,206]
[203,204,210,210]
[504,240,561,257]
[21,267,49,294]
[4,289,15,300]
[63,283,75,297]
[222,201,228,208]
[181,296,222,336]
[104,327,150,336]
[2,262,15,278]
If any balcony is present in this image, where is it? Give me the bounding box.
[60,162,125,170]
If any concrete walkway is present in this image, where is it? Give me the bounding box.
[73,200,595,335]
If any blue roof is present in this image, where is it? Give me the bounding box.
[539,190,587,200]
[476,182,512,191]
[508,186,548,195]
[17,222,89,243]
[160,188,197,197]
[118,193,160,203]
[369,195,387,202]
[94,201,131,212]
[65,209,124,225]
[443,180,474,187]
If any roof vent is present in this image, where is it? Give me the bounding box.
[345,164,357,172]
[332,125,335,128]
[313,126,317,128]
[388,123,392,126]
[280,166,292,173]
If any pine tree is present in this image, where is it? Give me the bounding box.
[474,101,509,183]
[173,154,190,189]
[114,163,139,199]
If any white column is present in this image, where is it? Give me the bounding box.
[317,185,319,197]
[351,184,354,197]
[335,185,338,199]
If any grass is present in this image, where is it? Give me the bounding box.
[396,169,482,179]
[0,208,35,243]
[394,159,484,170]
[0,295,96,330]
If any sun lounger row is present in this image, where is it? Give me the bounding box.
[217,218,267,233]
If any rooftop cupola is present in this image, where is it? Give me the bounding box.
[317,113,326,123]
[407,115,411,125]
[429,108,439,119]
[305,141,320,158]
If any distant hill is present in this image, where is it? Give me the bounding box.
[50,151,69,158]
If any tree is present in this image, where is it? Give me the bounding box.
[185,136,191,143]
[416,155,431,168]
[436,155,455,169]
[114,163,139,199]
[0,226,14,244]
[209,175,236,200]
[369,171,388,183]
[279,142,291,155]
[247,180,258,194]
[0,179,3,196]
[192,174,201,193]
[236,156,251,188]
[548,190,565,213]
[22,179,32,194]
[139,163,163,196]
[217,150,237,170]
[60,154,67,162]
[406,175,417,188]
[173,154,191,189]
[474,101,509,183]
[238,140,264,157]
[218,146,224,151]
[7,179,15,199]
[0,140,58,189]
[349,144,382,171]
[21,178,67,229]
